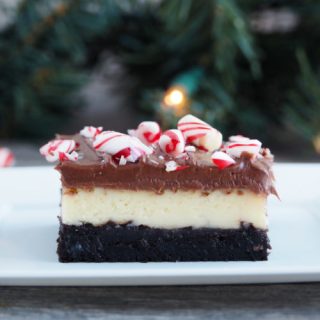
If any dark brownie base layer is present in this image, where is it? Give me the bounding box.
[57,221,270,262]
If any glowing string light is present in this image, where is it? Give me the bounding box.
[162,85,188,115]
[313,133,320,154]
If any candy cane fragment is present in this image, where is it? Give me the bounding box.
[128,121,161,145]
[178,114,222,152]
[165,160,189,172]
[0,148,15,167]
[159,129,185,157]
[80,126,103,139]
[226,139,262,158]
[211,151,235,169]
[40,139,78,162]
[228,135,250,143]
[93,131,152,163]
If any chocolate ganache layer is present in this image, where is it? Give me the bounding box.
[56,134,276,195]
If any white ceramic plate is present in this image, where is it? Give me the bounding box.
[0,164,319,286]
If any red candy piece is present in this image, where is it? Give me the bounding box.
[226,139,262,158]
[0,148,15,167]
[211,151,235,169]
[165,160,189,172]
[129,121,161,145]
[39,139,77,162]
[80,126,103,139]
[93,131,152,163]
[159,129,185,157]
[177,114,222,152]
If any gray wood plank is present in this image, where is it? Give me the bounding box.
[0,284,319,319]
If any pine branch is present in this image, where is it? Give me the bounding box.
[0,0,120,138]
[22,2,74,46]
[286,48,320,139]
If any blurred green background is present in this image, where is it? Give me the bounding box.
[1,0,320,160]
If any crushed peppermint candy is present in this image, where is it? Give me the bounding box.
[177,114,222,152]
[211,151,235,169]
[165,160,177,172]
[226,139,262,158]
[119,156,127,166]
[128,121,161,145]
[58,151,79,162]
[80,126,103,139]
[130,136,154,156]
[165,160,189,172]
[40,139,78,162]
[93,131,152,163]
[228,135,250,143]
[185,145,196,152]
[159,129,185,156]
[39,114,269,169]
[0,147,15,167]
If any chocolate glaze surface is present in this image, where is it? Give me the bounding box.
[56,134,277,195]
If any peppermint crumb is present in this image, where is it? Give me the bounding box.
[185,145,196,152]
[165,161,177,172]
[119,156,127,166]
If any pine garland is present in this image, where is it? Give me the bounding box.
[286,49,320,140]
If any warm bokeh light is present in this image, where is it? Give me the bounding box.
[162,86,188,115]
[313,133,320,153]
[164,88,184,106]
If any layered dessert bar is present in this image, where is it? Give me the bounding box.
[40,114,277,262]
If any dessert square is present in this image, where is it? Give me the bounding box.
[40,115,276,262]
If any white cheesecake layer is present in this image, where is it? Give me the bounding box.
[61,188,268,230]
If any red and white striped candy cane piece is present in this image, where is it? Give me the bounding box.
[128,121,161,145]
[178,114,212,142]
[93,131,152,162]
[40,139,76,156]
[58,151,79,162]
[228,135,250,143]
[177,114,222,152]
[39,139,77,162]
[211,151,235,169]
[93,131,130,157]
[226,139,262,158]
[130,137,153,156]
[80,126,103,139]
[159,129,185,156]
[0,148,14,167]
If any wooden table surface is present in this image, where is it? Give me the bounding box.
[0,284,320,319]
[1,142,319,319]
